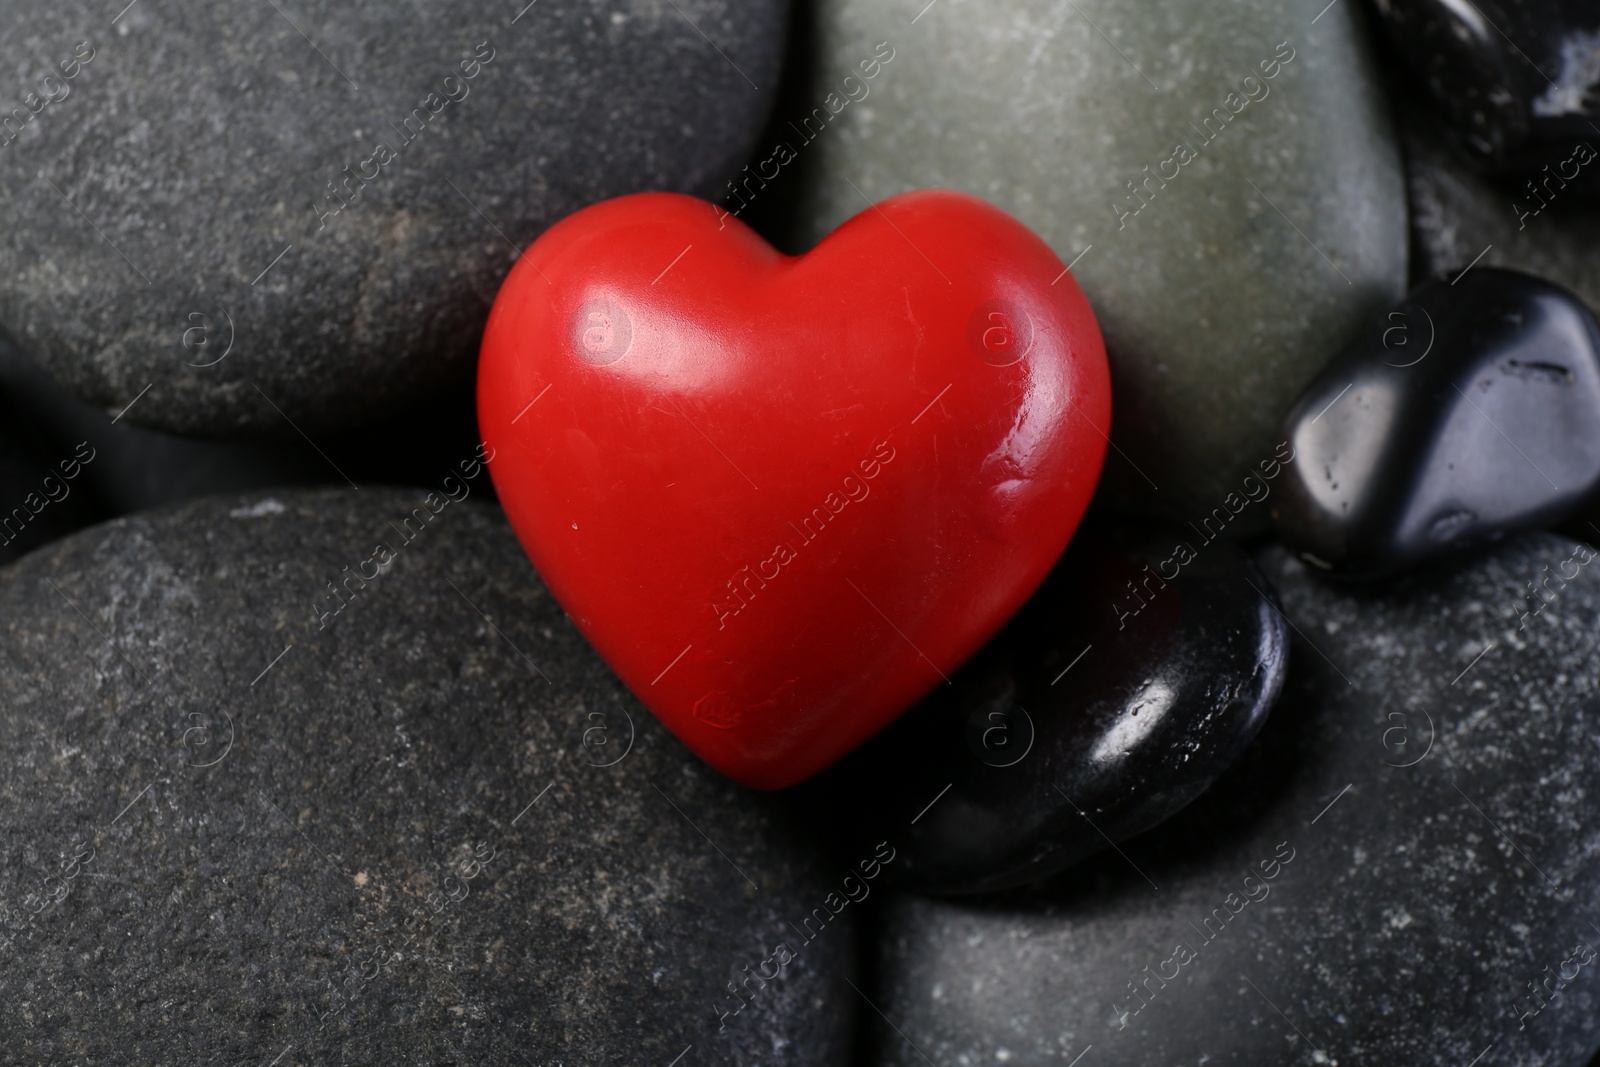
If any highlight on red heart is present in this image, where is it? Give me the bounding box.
[477,188,1111,789]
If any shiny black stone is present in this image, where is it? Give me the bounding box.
[1375,0,1600,185]
[864,534,1600,1067]
[1272,267,1600,580]
[792,528,1288,896]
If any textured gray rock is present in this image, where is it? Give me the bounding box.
[790,0,1405,523]
[867,535,1600,1067]
[0,489,852,1063]
[0,0,785,436]
[1408,99,1600,310]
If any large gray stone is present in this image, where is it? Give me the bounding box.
[866,534,1600,1067]
[0,489,853,1063]
[0,0,785,436]
[789,0,1405,523]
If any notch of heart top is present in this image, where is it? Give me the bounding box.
[478,189,1111,789]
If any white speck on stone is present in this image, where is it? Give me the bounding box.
[229,498,285,518]
[1534,30,1600,116]
[996,1049,1012,1062]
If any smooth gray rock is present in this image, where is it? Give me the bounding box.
[867,534,1600,1067]
[789,0,1405,524]
[0,489,853,1063]
[0,0,785,436]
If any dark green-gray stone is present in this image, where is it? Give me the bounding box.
[790,0,1406,524]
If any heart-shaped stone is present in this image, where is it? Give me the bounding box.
[478,190,1111,788]
[797,526,1288,894]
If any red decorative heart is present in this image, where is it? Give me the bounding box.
[478,190,1110,789]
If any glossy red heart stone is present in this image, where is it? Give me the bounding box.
[478,190,1110,789]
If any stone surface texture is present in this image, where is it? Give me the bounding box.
[0,0,785,436]
[1408,100,1600,308]
[0,489,852,1064]
[866,535,1600,1067]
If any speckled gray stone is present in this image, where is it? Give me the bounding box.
[0,489,853,1063]
[866,534,1600,1067]
[0,1,784,436]
[1408,99,1600,310]
[790,0,1405,524]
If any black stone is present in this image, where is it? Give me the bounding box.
[1375,0,1600,184]
[793,528,1287,896]
[865,535,1600,1067]
[1272,267,1600,579]
[0,489,853,1063]
[0,1,785,437]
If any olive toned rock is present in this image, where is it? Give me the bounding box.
[789,0,1405,523]
[0,490,852,1063]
